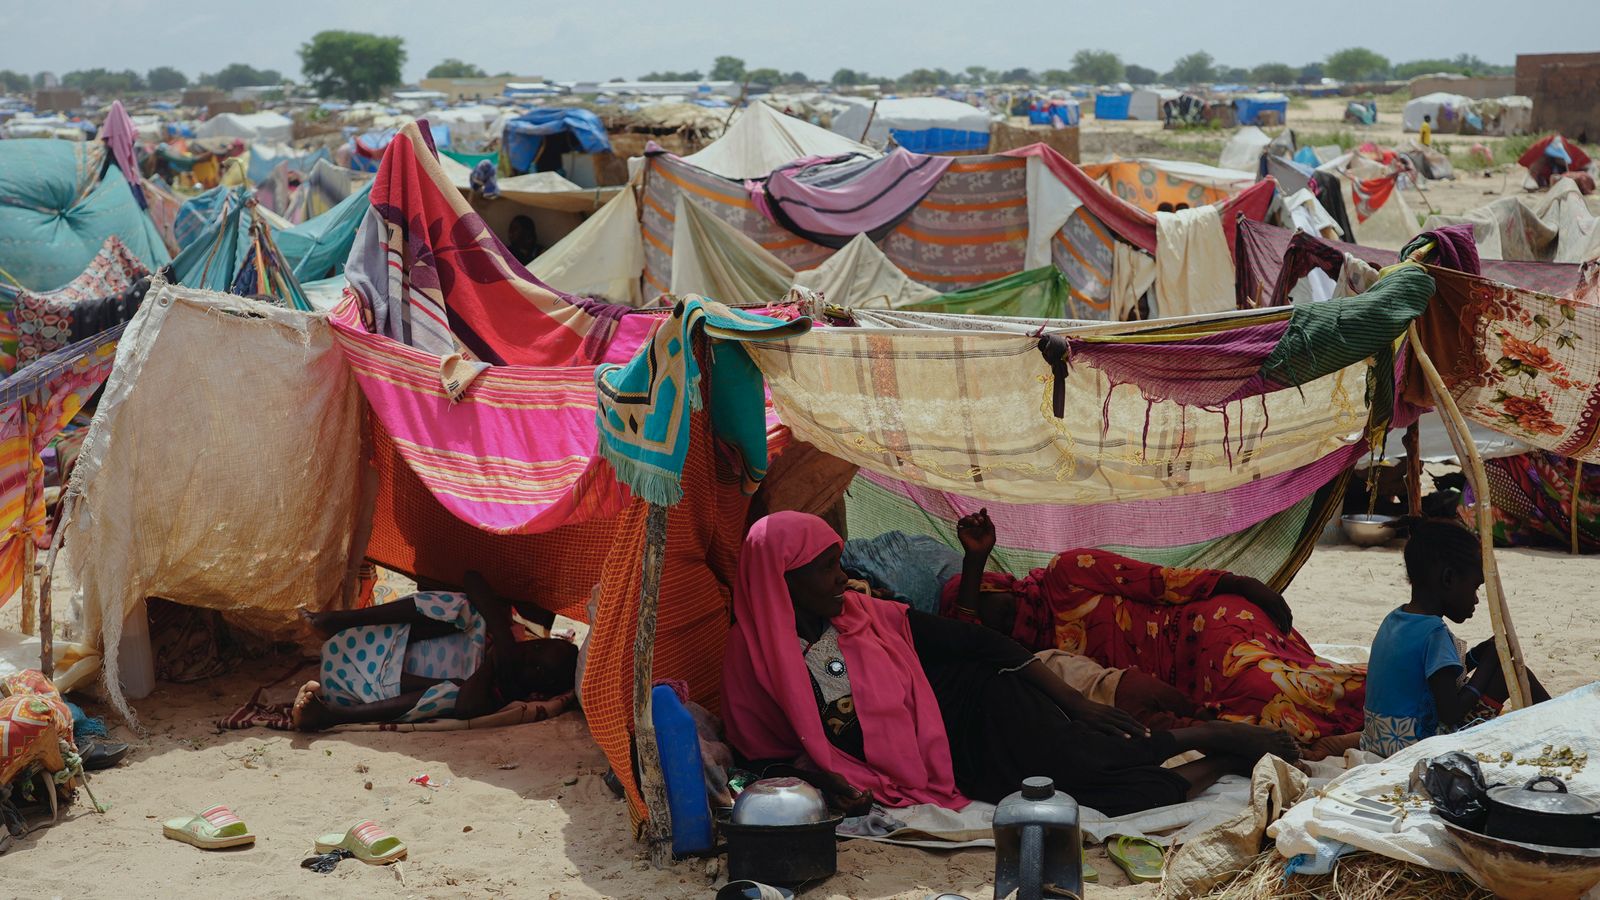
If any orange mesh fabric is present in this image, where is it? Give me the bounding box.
[582,412,749,825]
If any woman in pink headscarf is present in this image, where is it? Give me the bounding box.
[722,512,1300,816]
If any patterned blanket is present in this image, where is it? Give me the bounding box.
[13,236,147,369]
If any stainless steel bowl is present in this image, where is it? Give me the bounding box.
[1342,513,1400,547]
[730,777,829,826]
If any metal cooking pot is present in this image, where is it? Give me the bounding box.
[1484,776,1600,849]
[730,777,829,826]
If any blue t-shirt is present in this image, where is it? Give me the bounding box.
[1361,608,1463,756]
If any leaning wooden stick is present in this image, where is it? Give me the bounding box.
[631,503,673,867]
[1407,323,1531,708]
[1571,457,1583,557]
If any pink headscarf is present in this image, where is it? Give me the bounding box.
[722,512,967,809]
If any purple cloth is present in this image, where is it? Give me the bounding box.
[99,100,145,209]
[1420,223,1481,276]
[750,149,953,249]
[1067,320,1291,408]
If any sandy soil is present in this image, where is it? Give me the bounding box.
[0,539,1592,900]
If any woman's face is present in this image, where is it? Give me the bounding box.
[785,545,849,621]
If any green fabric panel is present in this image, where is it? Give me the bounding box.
[442,149,498,169]
[1258,263,1433,389]
[905,266,1071,318]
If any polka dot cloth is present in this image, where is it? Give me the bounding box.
[317,592,487,721]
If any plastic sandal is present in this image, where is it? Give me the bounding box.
[1106,833,1165,884]
[314,820,407,865]
[162,805,255,850]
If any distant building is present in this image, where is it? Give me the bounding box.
[33,89,82,112]
[1406,74,1515,100]
[1517,52,1600,142]
[419,76,542,103]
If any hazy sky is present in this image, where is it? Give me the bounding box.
[2,0,1580,84]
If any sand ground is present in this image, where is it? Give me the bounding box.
[0,539,1592,900]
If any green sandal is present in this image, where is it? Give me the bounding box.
[1107,834,1165,884]
[314,820,407,865]
[163,805,255,850]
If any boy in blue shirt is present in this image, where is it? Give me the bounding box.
[1361,520,1549,756]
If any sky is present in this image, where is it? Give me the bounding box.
[2,0,1583,84]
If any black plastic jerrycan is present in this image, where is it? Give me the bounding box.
[992,776,1083,899]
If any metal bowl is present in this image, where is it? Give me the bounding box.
[1342,513,1401,547]
[730,777,829,826]
[1444,820,1600,900]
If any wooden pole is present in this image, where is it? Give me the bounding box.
[1403,421,1423,516]
[858,100,879,143]
[631,502,673,867]
[1407,323,1531,708]
[18,397,36,637]
[37,491,73,678]
[1570,457,1584,556]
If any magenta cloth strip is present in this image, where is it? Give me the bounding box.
[1067,320,1291,408]
[753,149,953,246]
[98,100,144,208]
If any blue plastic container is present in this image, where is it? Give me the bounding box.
[651,684,713,856]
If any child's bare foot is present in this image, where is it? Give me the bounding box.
[298,606,335,641]
[291,681,331,732]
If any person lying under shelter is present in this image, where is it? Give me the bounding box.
[291,573,577,731]
[722,512,1299,818]
[941,509,1367,745]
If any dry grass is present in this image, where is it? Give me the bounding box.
[1188,851,1494,900]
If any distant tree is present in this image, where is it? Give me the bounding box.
[1298,62,1325,84]
[0,70,31,93]
[146,66,188,91]
[638,70,703,82]
[1453,53,1512,75]
[1070,49,1124,85]
[710,56,746,82]
[34,72,54,89]
[832,68,864,86]
[299,31,406,100]
[62,68,145,95]
[1250,62,1297,85]
[964,65,996,84]
[214,63,280,90]
[1124,64,1159,85]
[1166,51,1216,84]
[426,59,486,79]
[1217,66,1250,83]
[746,67,783,85]
[898,67,956,89]
[783,71,809,84]
[1324,47,1390,82]
[1039,68,1075,86]
[609,76,626,83]
[1001,67,1036,84]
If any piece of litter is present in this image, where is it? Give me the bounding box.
[562,775,579,786]
[409,774,449,789]
[495,761,518,770]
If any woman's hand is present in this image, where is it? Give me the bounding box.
[1063,693,1151,739]
[834,785,876,817]
[1217,574,1293,634]
[956,509,997,557]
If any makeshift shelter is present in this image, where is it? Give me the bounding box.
[1129,88,1180,121]
[502,108,612,174]
[1094,92,1131,120]
[1219,126,1273,172]
[1402,93,1475,133]
[194,112,293,143]
[830,98,993,153]
[681,102,877,180]
[0,140,169,292]
[1081,159,1253,212]
[1232,92,1289,125]
[1423,178,1600,263]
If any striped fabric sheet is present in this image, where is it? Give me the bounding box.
[880,155,1029,290]
[1052,208,1117,318]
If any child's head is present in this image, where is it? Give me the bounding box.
[1403,518,1484,623]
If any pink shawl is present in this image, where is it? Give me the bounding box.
[722,512,966,809]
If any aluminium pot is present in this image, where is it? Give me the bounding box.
[1484,776,1600,849]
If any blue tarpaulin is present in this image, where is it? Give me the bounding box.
[0,140,169,291]
[889,127,990,153]
[503,109,611,173]
[1234,95,1289,125]
[1095,93,1130,120]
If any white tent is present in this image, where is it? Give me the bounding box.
[420,105,503,148]
[830,97,992,149]
[680,102,878,179]
[1219,126,1272,171]
[1402,92,1473,132]
[195,112,294,143]
[1129,88,1181,121]
[528,189,646,305]
[792,233,939,309]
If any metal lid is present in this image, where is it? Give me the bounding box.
[1488,776,1600,816]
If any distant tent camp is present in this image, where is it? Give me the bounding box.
[1129,88,1180,121]
[1403,93,1476,133]
[1094,92,1131,120]
[502,108,612,174]
[830,97,992,153]
[681,102,878,180]
[194,112,294,143]
[1233,92,1289,125]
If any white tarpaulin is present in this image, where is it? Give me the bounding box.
[1403,92,1474,132]
[63,283,364,724]
[793,233,939,309]
[1220,126,1272,172]
[682,102,878,180]
[528,188,646,305]
[194,111,294,143]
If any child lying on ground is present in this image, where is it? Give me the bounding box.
[1361,519,1550,756]
[291,572,577,731]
